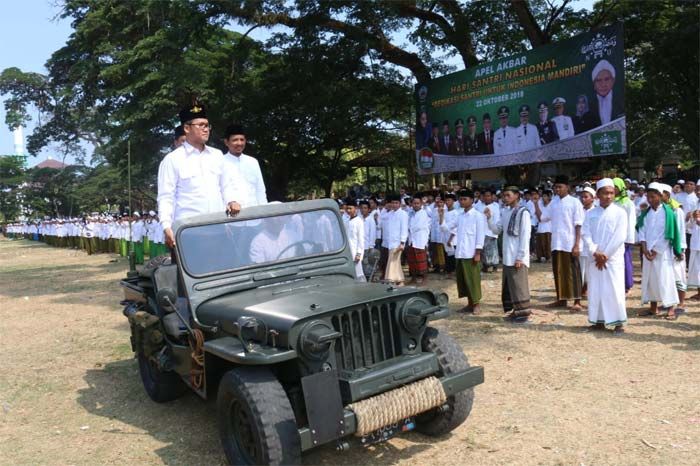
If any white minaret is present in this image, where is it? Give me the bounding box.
[13,126,25,156]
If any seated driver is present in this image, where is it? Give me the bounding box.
[249,216,302,263]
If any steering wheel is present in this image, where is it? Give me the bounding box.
[275,240,321,260]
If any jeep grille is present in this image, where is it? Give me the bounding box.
[331,302,402,371]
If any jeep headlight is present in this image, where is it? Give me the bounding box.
[298,320,342,361]
[436,292,449,307]
[400,297,431,334]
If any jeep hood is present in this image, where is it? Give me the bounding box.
[196,276,431,341]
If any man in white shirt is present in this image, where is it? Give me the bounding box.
[494,106,517,155]
[514,104,541,152]
[222,124,267,208]
[381,194,409,285]
[534,189,553,262]
[579,187,597,296]
[638,183,681,319]
[551,97,575,140]
[541,175,585,311]
[486,186,532,322]
[478,188,500,273]
[441,193,459,279]
[345,200,366,282]
[407,195,431,285]
[157,103,242,249]
[359,200,377,279]
[429,197,447,275]
[444,189,486,314]
[131,212,145,265]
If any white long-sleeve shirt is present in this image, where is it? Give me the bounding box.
[430,206,445,242]
[347,215,365,260]
[224,152,267,208]
[362,213,377,247]
[638,205,670,255]
[488,206,531,267]
[157,141,239,230]
[443,207,486,259]
[381,209,408,249]
[541,194,584,252]
[408,208,430,249]
[478,201,500,239]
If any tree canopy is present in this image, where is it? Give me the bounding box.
[0,0,697,220]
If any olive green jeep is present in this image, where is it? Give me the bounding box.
[120,199,483,465]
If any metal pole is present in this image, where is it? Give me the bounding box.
[127,140,137,276]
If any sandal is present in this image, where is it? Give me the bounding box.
[637,309,658,317]
[665,313,678,321]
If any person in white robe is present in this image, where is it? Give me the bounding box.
[582,179,628,333]
[659,184,688,313]
[637,183,681,319]
[687,209,700,299]
[345,201,366,282]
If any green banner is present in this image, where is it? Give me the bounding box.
[415,24,625,175]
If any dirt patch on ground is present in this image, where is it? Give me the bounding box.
[1,237,698,465]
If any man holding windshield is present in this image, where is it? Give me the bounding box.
[157,103,242,249]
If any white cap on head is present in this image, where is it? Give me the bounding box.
[592,59,616,80]
[678,179,685,184]
[639,184,645,190]
[661,184,673,195]
[583,187,596,197]
[696,179,700,185]
[647,182,663,193]
[133,211,141,217]
[149,210,156,216]
[596,178,615,191]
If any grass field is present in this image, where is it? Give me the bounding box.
[1,237,698,465]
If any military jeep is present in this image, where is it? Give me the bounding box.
[119,199,483,465]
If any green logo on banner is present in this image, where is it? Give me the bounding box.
[591,131,622,155]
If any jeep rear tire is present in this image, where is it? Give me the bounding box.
[217,367,300,466]
[415,327,474,436]
[137,352,187,403]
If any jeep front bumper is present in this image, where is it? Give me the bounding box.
[298,365,484,451]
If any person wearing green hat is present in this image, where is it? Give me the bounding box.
[613,177,637,292]
[450,118,466,155]
[464,116,480,155]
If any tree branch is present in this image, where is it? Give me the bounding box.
[509,0,548,46]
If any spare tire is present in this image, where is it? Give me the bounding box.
[140,254,171,278]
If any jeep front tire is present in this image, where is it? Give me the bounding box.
[415,326,474,436]
[217,367,300,465]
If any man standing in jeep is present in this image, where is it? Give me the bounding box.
[157,103,242,248]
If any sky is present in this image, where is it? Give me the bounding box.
[1,0,595,167]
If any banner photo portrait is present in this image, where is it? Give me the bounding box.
[415,23,625,175]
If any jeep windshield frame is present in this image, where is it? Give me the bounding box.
[173,200,348,279]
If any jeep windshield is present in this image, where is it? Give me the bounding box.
[178,208,345,276]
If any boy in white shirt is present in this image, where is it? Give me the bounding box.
[345,200,366,282]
